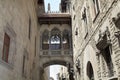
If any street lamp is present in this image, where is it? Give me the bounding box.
[75,59,80,74]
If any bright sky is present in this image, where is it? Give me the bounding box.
[44,0,61,12]
[50,65,61,80]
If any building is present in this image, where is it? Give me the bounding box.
[0,0,72,80]
[50,77,54,80]
[72,0,120,80]
[0,0,39,80]
[0,0,47,80]
[43,67,50,80]
[0,0,120,80]
[57,66,69,80]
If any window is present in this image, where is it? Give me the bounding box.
[93,0,100,15]
[87,62,94,80]
[22,55,26,77]
[82,7,87,24]
[29,18,31,39]
[50,34,61,50]
[42,30,49,50]
[92,0,100,20]
[2,33,10,62]
[22,49,28,77]
[50,28,61,50]
[102,46,114,77]
[81,7,88,38]
[63,30,70,49]
[35,37,36,57]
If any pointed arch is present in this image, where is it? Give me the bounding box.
[50,28,61,50]
[42,29,49,50]
[62,29,70,49]
[87,61,94,80]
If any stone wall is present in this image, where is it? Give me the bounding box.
[0,0,38,80]
[72,0,120,80]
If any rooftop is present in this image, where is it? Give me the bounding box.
[38,13,71,18]
[38,13,71,25]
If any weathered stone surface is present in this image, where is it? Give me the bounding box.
[72,0,120,80]
[0,0,38,80]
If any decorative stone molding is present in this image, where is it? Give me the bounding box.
[112,12,120,47]
[112,12,120,29]
[96,27,111,50]
[114,31,120,37]
[0,59,13,70]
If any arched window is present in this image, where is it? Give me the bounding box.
[62,30,70,49]
[87,62,94,80]
[96,28,114,77]
[92,0,100,20]
[50,28,61,50]
[42,30,49,50]
[102,45,113,77]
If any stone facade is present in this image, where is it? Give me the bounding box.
[58,66,69,80]
[1,0,120,80]
[0,0,39,80]
[37,13,73,80]
[0,0,72,80]
[71,0,120,80]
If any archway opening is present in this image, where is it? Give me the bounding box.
[50,65,68,80]
[43,64,69,80]
[50,28,61,50]
[62,30,70,49]
[41,28,72,51]
[41,60,74,80]
[87,62,94,80]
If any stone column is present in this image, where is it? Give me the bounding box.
[39,67,44,80]
[61,31,63,55]
[49,31,51,55]
[69,33,72,54]
[40,34,42,50]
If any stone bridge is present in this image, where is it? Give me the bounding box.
[38,13,73,68]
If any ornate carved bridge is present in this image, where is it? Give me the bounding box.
[37,13,73,80]
[38,13,73,67]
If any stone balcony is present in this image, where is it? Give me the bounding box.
[40,49,73,56]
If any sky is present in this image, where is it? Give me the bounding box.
[44,0,61,12]
[50,65,61,80]
[44,0,61,80]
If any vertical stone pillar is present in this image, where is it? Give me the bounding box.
[39,67,44,80]
[61,31,63,55]
[69,33,72,54]
[49,31,51,55]
[40,34,42,51]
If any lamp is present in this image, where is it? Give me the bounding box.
[75,59,80,74]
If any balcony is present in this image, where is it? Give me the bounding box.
[40,49,73,56]
[96,27,111,50]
